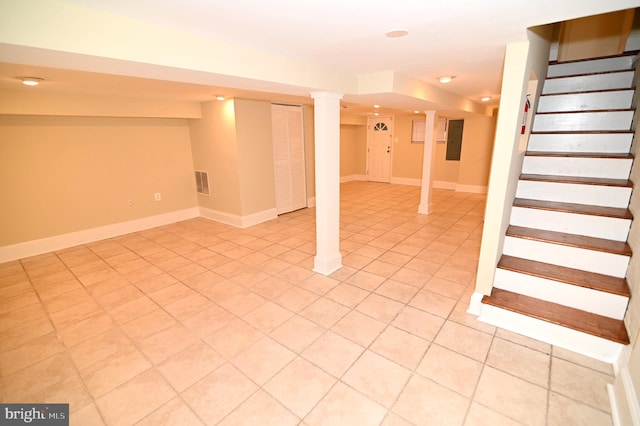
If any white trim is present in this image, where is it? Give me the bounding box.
[390,177,421,187]
[433,180,457,190]
[417,202,433,215]
[313,252,343,276]
[432,181,488,194]
[608,384,622,426]
[199,207,277,229]
[478,303,624,363]
[456,184,488,194]
[340,174,366,183]
[241,208,278,228]
[0,207,199,263]
[307,196,316,207]
[467,291,485,315]
[610,345,640,426]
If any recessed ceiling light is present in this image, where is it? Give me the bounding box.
[414,110,420,114]
[438,76,454,84]
[19,77,43,86]
[373,104,380,109]
[374,112,380,116]
[385,29,408,38]
[216,95,225,101]
[481,96,491,102]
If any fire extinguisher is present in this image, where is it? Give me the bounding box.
[521,95,531,135]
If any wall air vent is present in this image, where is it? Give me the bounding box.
[195,170,210,196]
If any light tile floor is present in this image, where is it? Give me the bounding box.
[0,182,615,425]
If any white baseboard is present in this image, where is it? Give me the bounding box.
[432,181,488,194]
[390,177,421,187]
[340,174,366,183]
[199,207,277,229]
[0,207,200,263]
[467,292,485,316]
[456,184,488,194]
[433,180,457,190]
[610,345,640,426]
[417,202,433,215]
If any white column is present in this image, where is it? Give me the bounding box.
[310,91,343,275]
[418,110,437,214]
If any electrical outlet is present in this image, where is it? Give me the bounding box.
[127,196,134,206]
[154,193,161,201]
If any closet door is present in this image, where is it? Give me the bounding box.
[272,104,307,215]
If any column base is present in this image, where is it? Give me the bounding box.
[417,202,434,215]
[313,253,343,276]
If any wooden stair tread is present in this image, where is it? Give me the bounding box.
[513,198,633,219]
[548,50,640,66]
[540,88,634,97]
[519,174,633,187]
[506,225,632,256]
[530,130,634,135]
[545,68,634,80]
[498,255,630,297]
[535,108,634,114]
[525,152,633,159]
[482,288,629,344]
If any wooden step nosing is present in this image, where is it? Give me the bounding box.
[512,198,633,219]
[545,69,635,80]
[497,255,630,297]
[548,50,640,66]
[519,174,633,188]
[524,151,634,159]
[534,108,635,115]
[505,225,632,256]
[482,289,630,344]
[529,130,634,135]
[539,88,635,97]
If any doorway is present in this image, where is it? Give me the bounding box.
[367,115,394,182]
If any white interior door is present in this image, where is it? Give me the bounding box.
[272,104,307,215]
[367,116,393,182]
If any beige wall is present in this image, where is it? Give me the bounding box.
[0,115,197,246]
[189,99,243,215]
[234,99,276,215]
[458,115,497,188]
[190,99,313,216]
[434,136,460,185]
[338,114,493,185]
[340,124,366,177]
[392,115,424,180]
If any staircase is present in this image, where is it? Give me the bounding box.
[478,52,637,363]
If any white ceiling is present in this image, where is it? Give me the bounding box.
[2,0,639,116]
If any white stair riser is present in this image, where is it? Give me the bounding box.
[522,157,632,179]
[532,110,633,132]
[503,236,630,277]
[478,304,624,363]
[494,269,628,320]
[510,207,631,241]
[547,56,634,77]
[542,71,634,94]
[516,181,632,208]
[527,132,633,153]
[537,90,633,112]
